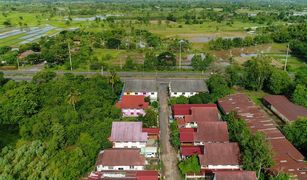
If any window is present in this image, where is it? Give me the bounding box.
[108,166,113,170]
[127,92,130,95]
[143,92,146,95]
[118,168,124,170]
[129,166,134,169]
[174,92,177,95]
[151,92,154,95]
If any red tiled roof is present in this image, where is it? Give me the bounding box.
[199,143,240,166]
[263,95,307,122]
[181,146,203,156]
[188,107,219,123]
[142,128,160,135]
[180,129,194,142]
[96,149,146,166]
[136,171,159,180]
[116,95,149,109]
[218,93,307,178]
[172,104,216,116]
[214,171,257,180]
[194,122,229,143]
[110,122,148,142]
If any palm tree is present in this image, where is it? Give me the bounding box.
[66,89,80,111]
[109,70,119,92]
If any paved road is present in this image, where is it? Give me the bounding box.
[158,83,181,180]
[1,70,209,81]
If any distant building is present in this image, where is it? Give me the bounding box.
[115,95,149,117]
[18,50,35,59]
[123,79,158,101]
[213,171,257,180]
[199,143,241,170]
[95,148,146,171]
[263,95,307,123]
[109,122,148,149]
[169,79,208,98]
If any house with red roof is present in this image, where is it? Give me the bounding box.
[116,95,149,117]
[199,143,241,170]
[96,148,146,171]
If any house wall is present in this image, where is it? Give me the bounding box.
[201,165,240,170]
[122,109,146,117]
[170,91,198,98]
[124,92,158,101]
[113,141,146,148]
[270,105,290,123]
[97,165,144,171]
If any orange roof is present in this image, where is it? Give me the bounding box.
[116,95,149,109]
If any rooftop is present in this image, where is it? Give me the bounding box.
[214,171,257,180]
[88,170,158,180]
[124,79,158,92]
[96,149,146,166]
[172,104,216,116]
[110,122,148,142]
[185,106,220,124]
[116,95,149,109]
[169,79,208,92]
[218,93,307,178]
[263,95,307,122]
[181,146,203,156]
[199,143,240,166]
[194,122,229,143]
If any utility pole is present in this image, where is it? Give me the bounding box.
[179,40,184,70]
[101,66,103,75]
[68,42,73,71]
[16,58,20,70]
[284,43,289,71]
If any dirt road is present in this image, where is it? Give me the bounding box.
[158,83,181,180]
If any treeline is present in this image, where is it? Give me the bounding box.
[208,35,272,50]
[0,71,123,179]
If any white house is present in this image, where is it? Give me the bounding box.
[115,95,149,117]
[96,149,146,171]
[199,143,241,170]
[109,122,148,149]
[169,79,208,98]
[123,79,158,101]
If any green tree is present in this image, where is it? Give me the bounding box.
[106,38,121,49]
[207,74,231,101]
[32,71,56,84]
[178,155,201,175]
[170,121,180,149]
[66,89,81,111]
[191,54,214,71]
[170,96,189,105]
[157,51,176,69]
[243,57,272,91]
[292,84,307,108]
[137,108,158,127]
[266,69,292,94]
[283,117,307,153]
[108,70,120,92]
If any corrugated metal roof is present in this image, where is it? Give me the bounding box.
[170,79,208,92]
[110,122,148,142]
[263,95,307,122]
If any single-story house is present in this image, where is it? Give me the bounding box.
[169,79,208,98]
[116,95,149,117]
[109,122,148,149]
[96,148,146,171]
[213,171,257,180]
[123,79,158,101]
[199,143,241,170]
[88,170,159,180]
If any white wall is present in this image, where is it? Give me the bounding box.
[113,141,146,149]
[202,165,240,170]
[97,165,144,171]
[170,91,197,98]
[124,92,158,101]
[122,108,146,117]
